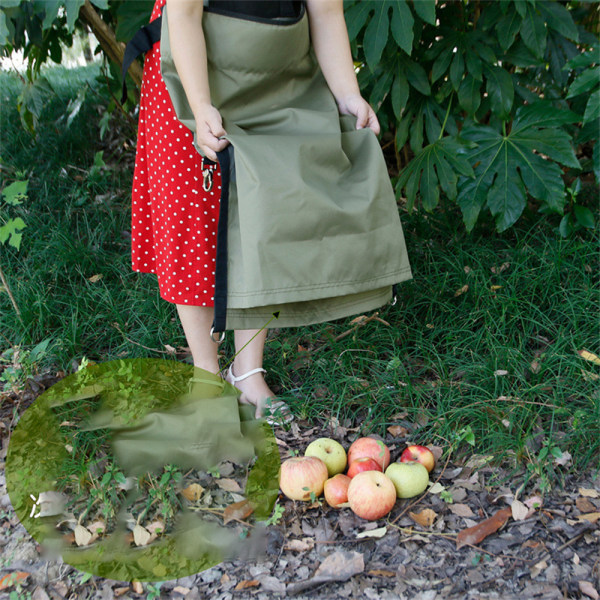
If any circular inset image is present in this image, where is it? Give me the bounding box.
[5,358,280,581]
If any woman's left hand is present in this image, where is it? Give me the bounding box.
[336,93,380,135]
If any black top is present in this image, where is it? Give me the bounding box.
[207,1,303,19]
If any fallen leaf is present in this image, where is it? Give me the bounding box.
[87,519,106,542]
[223,499,254,524]
[524,496,543,509]
[576,512,600,524]
[216,478,243,493]
[491,262,510,274]
[490,285,502,290]
[581,369,600,381]
[456,507,512,549]
[234,580,260,591]
[579,488,599,498]
[578,350,600,366]
[448,504,475,518]
[146,520,165,535]
[314,550,364,580]
[494,369,508,376]
[511,499,530,521]
[367,569,396,577]
[172,587,190,595]
[74,524,93,546]
[579,581,599,600]
[133,524,152,547]
[409,508,437,527]
[0,572,30,591]
[181,483,204,502]
[454,284,469,297]
[529,559,548,577]
[87,274,102,283]
[284,538,315,552]
[554,450,572,466]
[350,315,368,325]
[164,344,176,354]
[530,359,541,373]
[132,581,144,594]
[114,586,131,597]
[428,482,446,494]
[356,526,387,539]
[576,497,597,513]
[387,425,409,437]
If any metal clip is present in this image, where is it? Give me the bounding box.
[210,327,225,344]
[202,167,214,192]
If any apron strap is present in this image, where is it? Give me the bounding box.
[210,147,232,338]
[121,7,164,104]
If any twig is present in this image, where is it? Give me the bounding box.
[0,263,22,320]
[110,322,174,354]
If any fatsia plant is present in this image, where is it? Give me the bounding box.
[346,0,598,234]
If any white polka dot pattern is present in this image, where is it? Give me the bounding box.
[131,0,220,306]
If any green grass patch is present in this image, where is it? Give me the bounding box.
[1,64,598,494]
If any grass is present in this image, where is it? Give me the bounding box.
[1,64,599,495]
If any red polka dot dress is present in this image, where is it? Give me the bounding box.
[131,0,221,306]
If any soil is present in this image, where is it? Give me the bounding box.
[0,370,599,600]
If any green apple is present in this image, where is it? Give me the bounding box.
[384,462,430,499]
[305,438,347,477]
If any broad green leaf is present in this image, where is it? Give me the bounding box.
[432,48,453,83]
[566,67,600,98]
[423,101,441,143]
[370,69,394,111]
[457,170,494,232]
[450,52,464,91]
[64,0,85,33]
[41,0,61,29]
[593,142,600,184]
[497,10,522,51]
[458,73,481,115]
[0,0,22,7]
[573,205,595,229]
[485,65,514,119]
[411,0,435,25]
[391,71,409,120]
[563,46,599,71]
[389,0,413,55]
[1,180,28,205]
[395,112,411,149]
[114,0,154,43]
[0,217,26,250]
[512,101,581,132]
[405,59,430,95]
[516,150,565,210]
[520,3,546,59]
[465,51,483,81]
[538,1,578,42]
[0,10,8,46]
[344,0,372,41]
[487,150,527,232]
[90,0,109,9]
[514,1,526,18]
[410,108,424,153]
[363,2,390,69]
[515,127,580,169]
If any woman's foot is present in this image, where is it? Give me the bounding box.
[225,364,293,424]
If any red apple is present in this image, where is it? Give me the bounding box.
[279,456,329,501]
[347,471,397,520]
[323,474,351,508]
[347,457,382,478]
[347,437,390,470]
[399,445,436,473]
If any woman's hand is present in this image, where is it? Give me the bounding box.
[194,103,230,161]
[336,93,380,135]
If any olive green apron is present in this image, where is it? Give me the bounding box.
[159,3,413,333]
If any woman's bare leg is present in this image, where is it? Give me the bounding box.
[175,305,220,374]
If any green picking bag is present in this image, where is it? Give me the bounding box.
[159,3,413,333]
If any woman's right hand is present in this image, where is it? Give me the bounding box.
[194,103,230,161]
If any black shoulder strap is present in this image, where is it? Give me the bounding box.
[121,10,163,104]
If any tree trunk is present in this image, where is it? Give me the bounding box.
[78,0,143,90]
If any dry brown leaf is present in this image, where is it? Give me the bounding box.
[448,503,475,518]
[132,581,144,594]
[223,499,254,524]
[133,524,152,547]
[87,519,106,542]
[0,572,30,591]
[216,478,243,493]
[579,581,599,600]
[164,344,176,354]
[576,497,597,513]
[387,424,409,437]
[113,586,131,597]
[356,526,387,539]
[576,512,600,524]
[146,520,165,535]
[490,285,503,290]
[578,350,600,365]
[581,369,600,381]
[172,586,190,595]
[234,580,260,591]
[529,559,548,577]
[314,550,364,580]
[284,538,315,552]
[74,524,93,546]
[367,569,396,577]
[579,488,599,498]
[409,509,437,528]
[524,495,543,509]
[454,284,469,297]
[490,262,510,274]
[456,507,512,549]
[88,274,102,283]
[530,359,541,373]
[511,499,530,521]
[180,483,204,502]
[221,573,231,584]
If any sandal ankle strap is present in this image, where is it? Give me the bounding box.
[227,365,266,383]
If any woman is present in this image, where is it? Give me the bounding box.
[131,0,400,423]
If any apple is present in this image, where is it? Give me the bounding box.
[399,445,436,473]
[347,457,382,478]
[385,462,430,499]
[279,456,329,501]
[347,437,390,470]
[323,474,351,507]
[347,471,397,520]
[305,438,347,476]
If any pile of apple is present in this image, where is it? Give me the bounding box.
[278,437,435,521]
